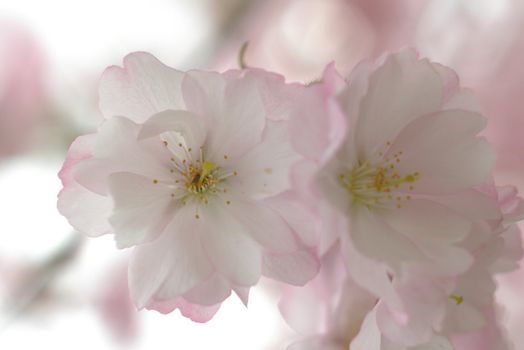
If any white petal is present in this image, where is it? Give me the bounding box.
[108,172,176,248]
[350,206,426,266]
[182,273,232,306]
[206,74,266,160]
[379,199,474,274]
[138,109,206,146]
[233,285,250,307]
[388,109,495,194]
[201,202,262,287]
[57,182,112,237]
[264,192,318,248]
[129,204,213,308]
[227,197,298,253]
[181,70,226,124]
[381,199,471,244]
[74,117,171,195]
[343,236,401,309]
[234,120,300,198]
[58,134,112,236]
[354,50,443,159]
[99,52,185,123]
[429,189,500,222]
[350,309,381,350]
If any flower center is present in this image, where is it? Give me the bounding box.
[339,150,419,209]
[154,133,237,218]
[185,160,219,195]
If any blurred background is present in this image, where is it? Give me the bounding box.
[0,0,523,349]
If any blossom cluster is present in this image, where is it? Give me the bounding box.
[58,49,524,348]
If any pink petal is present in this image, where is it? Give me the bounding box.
[147,297,221,323]
[57,134,112,236]
[289,64,347,162]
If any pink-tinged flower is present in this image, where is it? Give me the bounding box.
[291,49,500,297]
[0,21,44,157]
[58,52,319,321]
[279,244,376,350]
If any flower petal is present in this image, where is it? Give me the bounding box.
[200,202,262,287]
[99,52,185,123]
[264,192,318,248]
[227,197,298,253]
[146,297,220,323]
[57,134,112,236]
[57,182,112,237]
[182,273,232,306]
[350,206,426,266]
[129,204,213,308]
[206,73,266,160]
[181,70,226,124]
[234,120,300,198]
[108,172,176,248]
[74,116,171,195]
[389,109,495,194]
[354,50,443,159]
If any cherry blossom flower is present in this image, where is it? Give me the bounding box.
[285,48,524,349]
[58,52,319,321]
[291,49,500,295]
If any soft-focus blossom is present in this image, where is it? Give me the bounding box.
[286,48,524,348]
[58,52,319,321]
[292,48,498,284]
[0,21,44,157]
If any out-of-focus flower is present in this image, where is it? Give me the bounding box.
[286,49,524,349]
[293,49,497,283]
[0,21,44,157]
[58,52,319,321]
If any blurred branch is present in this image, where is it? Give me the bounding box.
[0,233,82,331]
